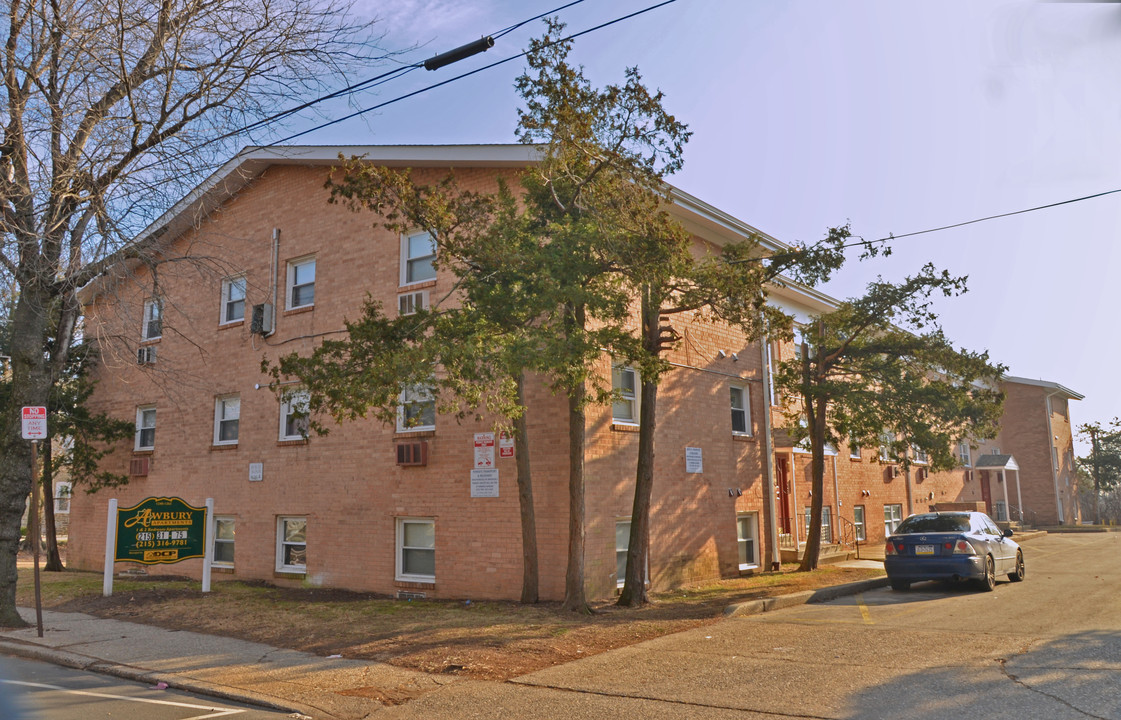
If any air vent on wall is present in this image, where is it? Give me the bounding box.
[130,457,150,476]
[398,290,429,316]
[136,346,157,365]
[396,441,428,467]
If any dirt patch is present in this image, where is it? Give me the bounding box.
[15,559,883,681]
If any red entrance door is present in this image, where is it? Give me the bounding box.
[775,455,792,534]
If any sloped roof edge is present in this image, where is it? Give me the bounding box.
[1002,375,1084,401]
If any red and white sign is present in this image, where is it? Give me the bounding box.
[21,406,47,440]
[474,432,495,468]
[498,430,515,459]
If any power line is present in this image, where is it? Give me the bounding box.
[268,0,679,146]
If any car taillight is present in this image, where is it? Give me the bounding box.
[885,540,901,556]
[951,539,975,555]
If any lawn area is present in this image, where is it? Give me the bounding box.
[15,561,883,681]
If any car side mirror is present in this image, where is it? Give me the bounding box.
[1003,528,1013,538]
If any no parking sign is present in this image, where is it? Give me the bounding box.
[21,406,47,440]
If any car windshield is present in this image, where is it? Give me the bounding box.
[895,514,971,534]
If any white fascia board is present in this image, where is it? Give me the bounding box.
[667,187,788,254]
[1002,375,1084,401]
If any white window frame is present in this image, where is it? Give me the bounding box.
[616,519,630,588]
[730,385,751,436]
[397,384,436,432]
[142,299,162,340]
[612,365,639,424]
[849,439,861,459]
[993,500,1008,522]
[135,405,156,451]
[286,256,316,310]
[396,517,435,582]
[279,390,310,441]
[221,275,247,324]
[212,515,235,568]
[804,506,833,543]
[737,513,759,570]
[958,442,972,467]
[401,230,437,286]
[879,430,894,462]
[54,481,72,514]
[213,394,240,446]
[884,504,903,536]
[275,516,306,573]
[912,444,929,465]
[853,505,866,542]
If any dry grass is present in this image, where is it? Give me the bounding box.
[15,561,883,681]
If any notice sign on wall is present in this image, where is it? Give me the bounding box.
[474,432,495,468]
[471,469,499,498]
[114,497,207,564]
[498,430,515,459]
[685,447,704,474]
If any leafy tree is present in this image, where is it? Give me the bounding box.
[1076,419,1121,525]
[0,0,383,626]
[773,264,1006,570]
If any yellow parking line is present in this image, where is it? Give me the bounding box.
[855,593,874,624]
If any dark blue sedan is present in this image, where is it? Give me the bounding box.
[884,511,1024,591]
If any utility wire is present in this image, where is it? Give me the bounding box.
[267,0,679,146]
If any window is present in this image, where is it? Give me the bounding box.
[849,439,861,459]
[397,385,435,432]
[804,506,833,543]
[287,256,315,309]
[615,519,630,587]
[276,517,306,573]
[397,518,435,581]
[853,505,866,542]
[214,395,240,445]
[612,365,638,423]
[913,445,928,464]
[221,276,247,324]
[958,442,972,467]
[993,501,1008,523]
[402,231,437,285]
[213,516,235,567]
[279,390,310,441]
[54,481,72,514]
[135,405,156,450]
[730,386,751,435]
[767,341,781,405]
[142,299,162,340]
[991,447,1001,455]
[879,430,894,462]
[737,513,758,569]
[1052,446,1060,472]
[884,504,903,536]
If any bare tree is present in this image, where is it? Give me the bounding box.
[0,0,385,627]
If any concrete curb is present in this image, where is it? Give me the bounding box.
[0,638,316,719]
[723,576,890,617]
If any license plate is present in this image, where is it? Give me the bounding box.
[915,545,935,555]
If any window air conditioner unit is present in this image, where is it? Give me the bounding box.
[885,465,899,481]
[250,303,274,335]
[136,346,157,365]
[130,457,150,476]
[398,290,429,317]
[396,441,428,467]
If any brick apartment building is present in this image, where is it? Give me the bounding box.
[68,145,1081,601]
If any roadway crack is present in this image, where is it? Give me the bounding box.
[508,681,837,719]
[997,654,1109,720]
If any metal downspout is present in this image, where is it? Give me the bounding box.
[760,338,781,570]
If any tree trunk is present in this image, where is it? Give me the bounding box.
[42,439,64,572]
[0,287,52,627]
[514,372,539,603]
[619,292,661,607]
[799,397,828,571]
[562,380,589,612]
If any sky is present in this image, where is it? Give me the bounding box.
[281,0,1121,451]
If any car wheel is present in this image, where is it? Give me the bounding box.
[977,555,996,592]
[1008,550,1025,582]
[890,579,910,591]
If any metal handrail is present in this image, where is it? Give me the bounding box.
[836,515,862,559]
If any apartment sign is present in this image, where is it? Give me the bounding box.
[114,497,206,564]
[474,432,495,468]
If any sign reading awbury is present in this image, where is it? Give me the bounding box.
[114,497,207,564]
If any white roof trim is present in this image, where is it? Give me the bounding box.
[1002,376,1084,401]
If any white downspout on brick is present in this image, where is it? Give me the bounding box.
[760,338,781,570]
